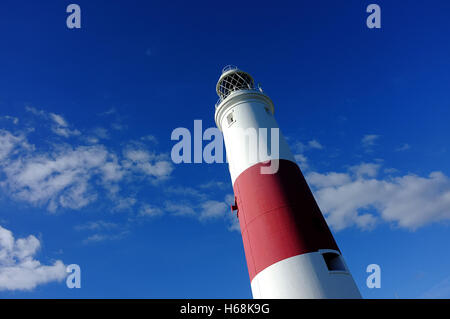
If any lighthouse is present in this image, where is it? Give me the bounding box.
[214,66,361,299]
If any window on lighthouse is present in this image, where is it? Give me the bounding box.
[322,252,347,272]
[227,112,236,126]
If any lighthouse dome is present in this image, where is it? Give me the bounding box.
[216,65,255,101]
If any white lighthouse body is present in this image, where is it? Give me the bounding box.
[214,66,361,299]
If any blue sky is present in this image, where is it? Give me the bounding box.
[0,0,450,298]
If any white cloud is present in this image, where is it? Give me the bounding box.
[26,106,80,137]
[164,201,196,216]
[293,139,324,153]
[227,217,241,232]
[1,108,244,234]
[293,141,306,153]
[384,168,398,174]
[25,106,45,116]
[82,231,129,244]
[199,200,228,220]
[99,108,116,116]
[0,130,28,161]
[139,204,163,217]
[101,158,124,183]
[162,193,238,231]
[51,126,81,138]
[421,276,450,298]
[349,162,381,178]
[49,113,68,127]
[308,140,323,150]
[161,192,236,229]
[0,129,173,212]
[307,164,450,231]
[92,127,109,140]
[307,172,351,188]
[141,135,158,144]
[291,139,324,171]
[75,220,118,231]
[396,143,411,151]
[0,225,66,291]
[113,197,137,211]
[123,148,173,179]
[294,154,308,169]
[82,234,106,243]
[0,115,19,125]
[165,185,206,199]
[74,220,128,244]
[1,144,110,211]
[111,123,126,131]
[199,180,229,190]
[361,134,380,148]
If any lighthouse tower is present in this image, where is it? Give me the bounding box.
[214,66,361,299]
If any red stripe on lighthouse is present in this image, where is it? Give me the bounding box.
[233,159,340,281]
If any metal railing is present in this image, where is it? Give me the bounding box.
[215,88,262,109]
[221,65,238,73]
